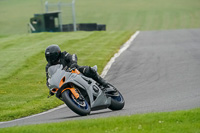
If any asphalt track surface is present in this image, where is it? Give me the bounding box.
[1,29,200,128]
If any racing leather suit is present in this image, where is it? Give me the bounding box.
[45,51,107,88]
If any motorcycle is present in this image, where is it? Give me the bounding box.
[47,64,125,116]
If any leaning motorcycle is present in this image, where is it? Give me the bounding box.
[47,64,125,116]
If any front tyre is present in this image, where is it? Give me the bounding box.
[107,84,125,110]
[61,90,91,116]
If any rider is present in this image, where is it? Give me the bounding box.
[45,44,108,95]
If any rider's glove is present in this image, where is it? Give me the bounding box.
[70,63,78,70]
[47,91,54,98]
[49,91,54,96]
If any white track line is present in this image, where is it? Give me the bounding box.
[0,104,66,124]
[101,31,140,78]
[0,31,140,125]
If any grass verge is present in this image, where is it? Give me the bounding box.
[0,31,133,121]
[1,0,200,35]
[0,108,200,132]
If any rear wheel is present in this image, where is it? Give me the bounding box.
[107,84,125,110]
[61,89,91,116]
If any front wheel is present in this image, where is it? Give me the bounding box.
[107,84,125,110]
[61,90,91,116]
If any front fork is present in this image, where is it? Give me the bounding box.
[61,86,80,99]
[52,83,80,100]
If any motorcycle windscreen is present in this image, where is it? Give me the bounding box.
[48,64,63,78]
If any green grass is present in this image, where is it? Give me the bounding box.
[0,0,200,131]
[1,0,200,35]
[0,31,133,121]
[0,108,200,132]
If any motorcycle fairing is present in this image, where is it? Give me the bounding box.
[48,64,111,110]
[61,74,111,110]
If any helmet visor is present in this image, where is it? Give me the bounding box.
[46,52,60,65]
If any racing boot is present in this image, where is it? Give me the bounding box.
[94,74,108,87]
[91,68,109,89]
[82,66,109,89]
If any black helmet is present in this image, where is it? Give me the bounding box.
[45,44,61,65]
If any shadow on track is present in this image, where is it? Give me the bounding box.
[50,110,115,121]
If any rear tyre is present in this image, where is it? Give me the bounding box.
[107,84,125,110]
[61,90,91,116]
